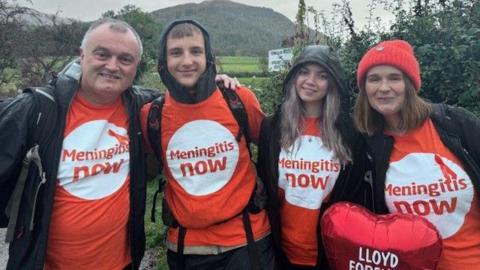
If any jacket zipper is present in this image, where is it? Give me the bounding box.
[128,103,137,270]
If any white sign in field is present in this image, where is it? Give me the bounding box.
[268,47,293,72]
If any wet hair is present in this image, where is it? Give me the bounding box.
[354,74,431,135]
[280,63,352,164]
[167,23,203,39]
[80,18,143,58]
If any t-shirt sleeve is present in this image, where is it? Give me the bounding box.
[236,86,265,144]
[140,102,153,153]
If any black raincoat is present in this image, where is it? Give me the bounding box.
[257,45,372,269]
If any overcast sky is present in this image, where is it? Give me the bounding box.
[14,0,394,29]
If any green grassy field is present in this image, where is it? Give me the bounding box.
[216,56,264,74]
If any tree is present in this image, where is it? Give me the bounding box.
[17,14,86,87]
[260,0,307,114]
[0,0,29,95]
[295,0,307,48]
[330,0,479,114]
[0,1,87,93]
[102,5,163,82]
[387,0,480,114]
[259,0,479,116]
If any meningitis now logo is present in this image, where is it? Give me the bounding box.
[166,120,239,196]
[278,135,339,209]
[57,120,129,200]
[385,153,473,238]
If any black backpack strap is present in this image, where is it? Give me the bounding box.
[177,226,187,270]
[172,210,260,270]
[147,95,167,223]
[431,103,462,137]
[5,86,57,243]
[150,175,166,223]
[147,95,165,161]
[242,209,261,270]
[217,83,252,158]
[431,103,447,121]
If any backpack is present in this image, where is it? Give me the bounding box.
[146,84,264,270]
[147,84,255,220]
[2,86,57,243]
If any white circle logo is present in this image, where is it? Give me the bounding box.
[278,135,339,209]
[57,120,130,200]
[386,153,473,238]
[166,120,239,196]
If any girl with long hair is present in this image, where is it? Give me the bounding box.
[258,45,370,269]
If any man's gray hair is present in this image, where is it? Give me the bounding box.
[80,18,143,58]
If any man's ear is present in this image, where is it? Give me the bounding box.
[79,47,85,63]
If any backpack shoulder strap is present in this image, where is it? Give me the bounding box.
[147,94,165,161]
[218,85,252,157]
[431,103,462,137]
[431,103,447,120]
[146,94,166,223]
[5,86,57,242]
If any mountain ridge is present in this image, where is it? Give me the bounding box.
[150,0,295,56]
[18,0,296,57]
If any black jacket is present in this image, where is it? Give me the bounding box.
[0,65,159,269]
[258,115,371,269]
[256,45,371,269]
[365,103,480,214]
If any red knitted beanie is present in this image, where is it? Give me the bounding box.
[357,39,421,91]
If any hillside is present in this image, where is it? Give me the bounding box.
[19,8,76,26]
[150,0,295,56]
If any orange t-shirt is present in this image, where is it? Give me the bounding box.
[45,94,131,270]
[385,118,480,269]
[141,87,269,250]
[278,118,341,266]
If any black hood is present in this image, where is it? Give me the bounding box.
[280,45,354,146]
[157,19,217,104]
[283,45,350,110]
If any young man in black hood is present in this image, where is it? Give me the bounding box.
[142,19,275,270]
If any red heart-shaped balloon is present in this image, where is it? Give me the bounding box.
[321,202,442,270]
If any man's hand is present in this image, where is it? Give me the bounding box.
[215,74,241,90]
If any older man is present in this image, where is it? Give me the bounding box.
[0,18,158,269]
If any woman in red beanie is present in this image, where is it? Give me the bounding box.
[257,45,371,269]
[354,39,480,269]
